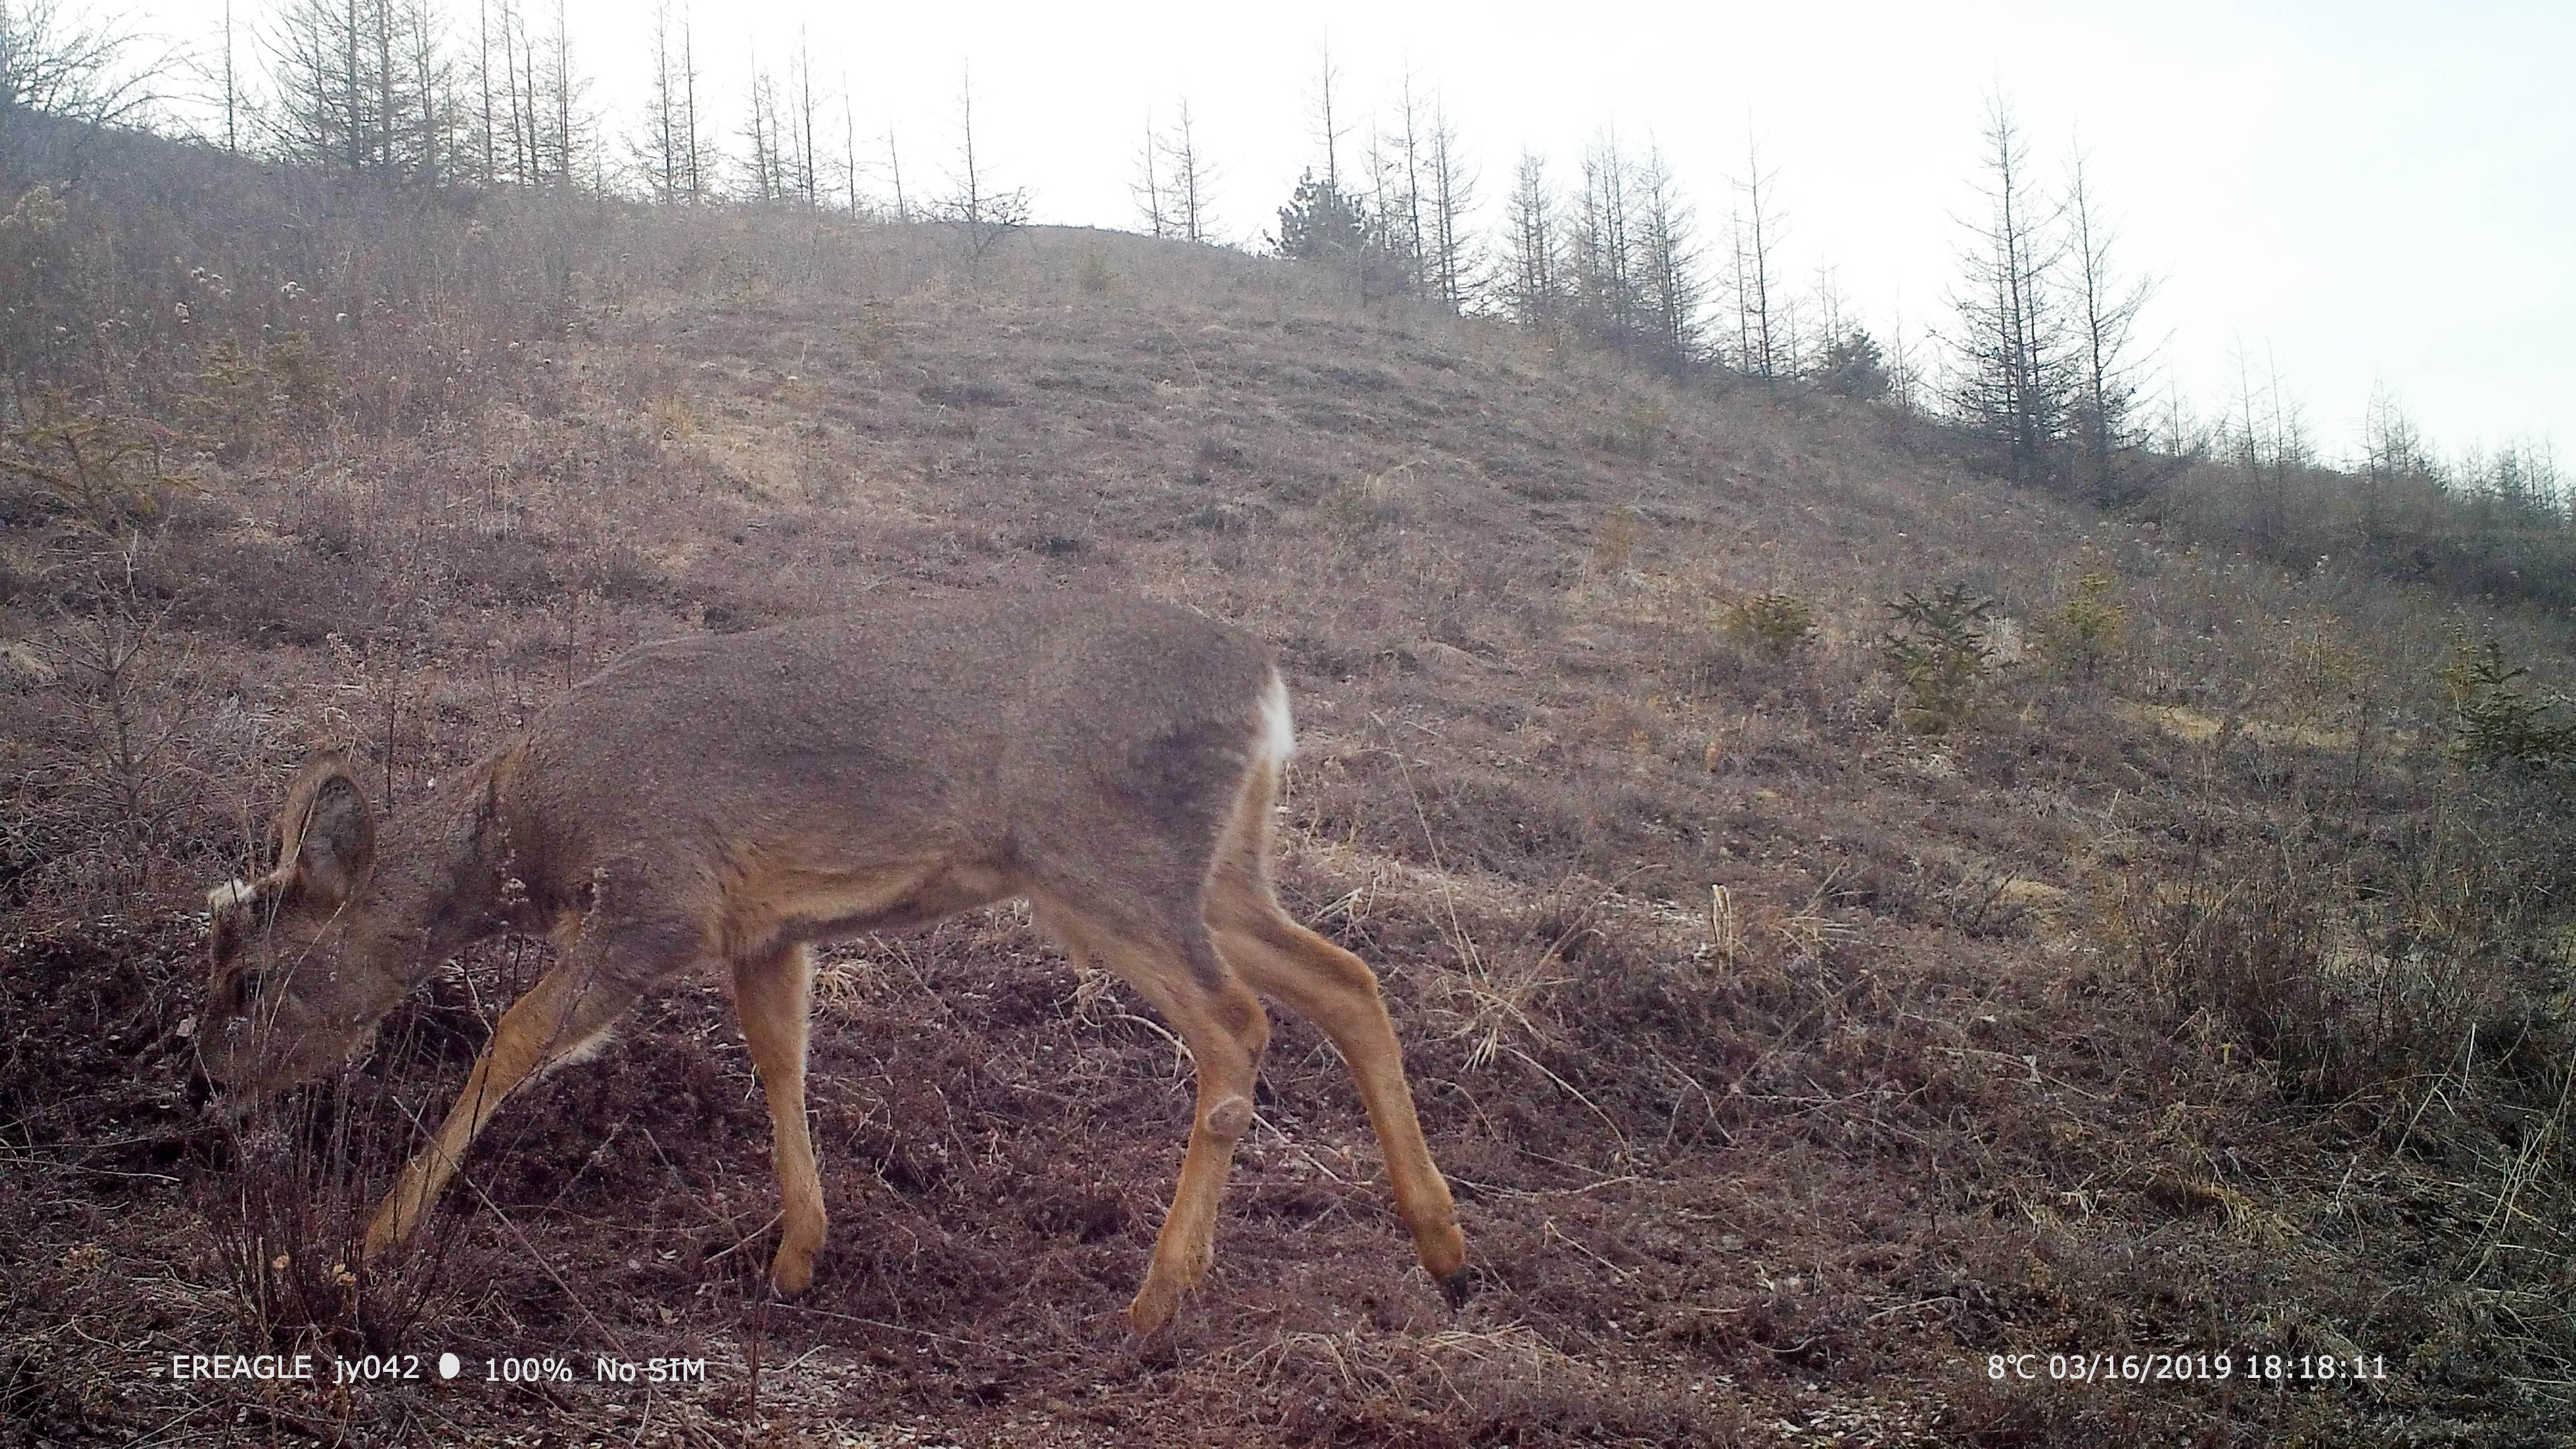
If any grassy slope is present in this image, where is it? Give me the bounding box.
[3,170,2572,1446]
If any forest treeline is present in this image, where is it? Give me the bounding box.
[2,0,2569,613]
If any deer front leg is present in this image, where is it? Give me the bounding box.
[363,936,657,1264]
[728,943,826,1295]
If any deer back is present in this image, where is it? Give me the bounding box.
[486,595,1283,955]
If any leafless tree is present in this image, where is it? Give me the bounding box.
[1162,98,1213,243]
[216,0,243,151]
[538,0,584,185]
[883,120,907,221]
[939,65,1028,262]
[2,0,149,126]
[1390,72,1428,293]
[1633,142,1701,364]
[514,0,539,179]
[263,0,450,181]
[1497,149,1560,333]
[172,1,252,155]
[632,1,683,199]
[1357,119,1417,296]
[1811,264,1843,354]
[468,0,505,182]
[2362,383,2432,484]
[1568,129,1636,344]
[2226,338,2308,550]
[788,27,817,205]
[2061,148,2156,501]
[1275,48,1409,300]
[1131,106,1166,235]
[1421,93,1475,312]
[2359,382,2431,536]
[477,0,541,183]
[679,12,705,198]
[840,69,857,212]
[2151,365,2216,459]
[405,1,451,183]
[2235,341,2310,474]
[740,49,779,200]
[1885,298,1928,413]
[1729,135,1786,378]
[1308,40,1345,192]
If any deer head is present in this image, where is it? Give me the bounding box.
[199,756,410,1096]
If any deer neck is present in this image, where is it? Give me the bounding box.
[347,764,522,988]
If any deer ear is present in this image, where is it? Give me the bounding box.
[278,759,376,906]
[208,876,270,967]
[208,877,267,914]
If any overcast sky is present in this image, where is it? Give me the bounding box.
[136,1,2573,471]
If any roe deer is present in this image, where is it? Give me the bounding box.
[198,595,1467,1333]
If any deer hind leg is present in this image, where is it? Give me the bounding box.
[1206,827,1467,1293]
[362,920,684,1263]
[728,941,825,1295]
[1040,897,1270,1335]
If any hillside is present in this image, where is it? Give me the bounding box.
[4,136,2574,1447]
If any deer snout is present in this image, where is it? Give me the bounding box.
[193,990,305,1092]
[197,960,267,1085]
[192,1011,256,1091]
[182,1057,255,1121]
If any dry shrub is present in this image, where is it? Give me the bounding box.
[2119,826,2570,1105]
[1594,401,1668,461]
[2,547,255,913]
[213,1085,451,1356]
[2119,851,2346,1095]
[1322,463,1412,544]
[1589,502,1639,575]
[185,332,337,464]
[1409,871,1632,1076]
[1077,251,1116,295]
[198,939,571,1358]
[0,398,190,536]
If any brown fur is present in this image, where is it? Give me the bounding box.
[202,595,1466,1333]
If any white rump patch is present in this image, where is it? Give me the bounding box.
[209,879,257,912]
[1260,669,1296,764]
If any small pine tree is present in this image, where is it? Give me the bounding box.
[1882,586,1996,732]
[2439,636,2576,769]
[1811,330,1890,400]
[1722,593,1816,660]
[1272,169,1366,259]
[2040,566,2128,679]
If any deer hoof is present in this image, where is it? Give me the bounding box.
[1438,1262,1490,1310]
[769,1247,815,1298]
[1125,1277,1184,1337]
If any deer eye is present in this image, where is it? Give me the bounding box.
[214,962,265,1015]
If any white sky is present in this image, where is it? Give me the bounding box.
[132,0,2574,470]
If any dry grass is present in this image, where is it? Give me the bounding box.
[4,131,2574,1445]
